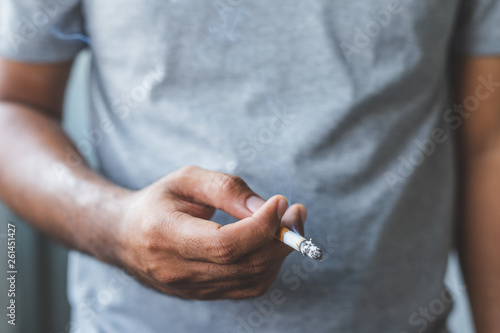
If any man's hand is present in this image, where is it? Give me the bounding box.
[0,59,306,301]
[117,166,306,300]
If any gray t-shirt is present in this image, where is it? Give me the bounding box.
[2,0,500,332]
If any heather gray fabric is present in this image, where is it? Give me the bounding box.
[1,0,500,332]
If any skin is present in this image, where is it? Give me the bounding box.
[0,58,307,300]
[459,56,500,332]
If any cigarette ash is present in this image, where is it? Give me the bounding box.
[299,239,323,261]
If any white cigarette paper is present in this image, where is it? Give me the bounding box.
[274,226,323,260]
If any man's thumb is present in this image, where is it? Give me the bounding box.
[214,195,288,262]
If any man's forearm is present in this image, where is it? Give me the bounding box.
[0,101,132,264]
[462,151,500,332]
[459,57,500,332]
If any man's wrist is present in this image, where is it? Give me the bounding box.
[73,182,136,267]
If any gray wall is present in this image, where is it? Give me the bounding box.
[0,51,474,333]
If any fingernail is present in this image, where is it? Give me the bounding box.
[246,196,265,213]
[277,198,288,220]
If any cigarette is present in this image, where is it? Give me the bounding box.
[274,226,323,261]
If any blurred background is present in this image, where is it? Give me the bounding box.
[0,51,476,333]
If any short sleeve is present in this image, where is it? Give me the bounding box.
[0,0,87,62]
[454,0,500,55]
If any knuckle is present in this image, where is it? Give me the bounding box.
[141,223,162,251]
[179,165,199,175]
[156,271,180,285]
[215,245,236,265]
[215,174,246,195]
[168,165,198,183]
[210,233,237,264]
[143,235,158,251]
[155,271,171,285]
[248,256,268,275]
[166,210,184,225]
[143,260,166,284]
[139,211,177,252]
[167,273,186,285]
[151,263,188,286]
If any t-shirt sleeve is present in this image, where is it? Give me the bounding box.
[0,0,87,62]
[454,0,500,55]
